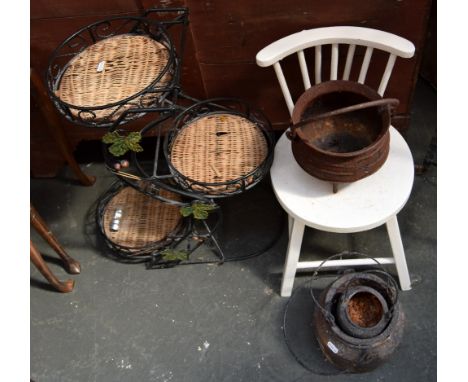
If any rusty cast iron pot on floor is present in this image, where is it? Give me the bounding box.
[312,270,405,373]
[288,80,398,186]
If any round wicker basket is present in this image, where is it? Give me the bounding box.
[169,113,269,195]
[55,34,172,123]
[102,185,182,253]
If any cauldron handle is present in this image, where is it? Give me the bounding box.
[309,251,399,324]
[286,98,399,141]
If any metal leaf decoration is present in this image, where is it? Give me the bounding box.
[160,249,189,262]
[102,131,143,157]
[179,202,216,220]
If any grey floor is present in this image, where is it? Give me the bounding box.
[31,80,436,382]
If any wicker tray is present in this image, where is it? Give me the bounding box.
[102,185,182,253]
[169,113,269,195]
[56,34,171,123]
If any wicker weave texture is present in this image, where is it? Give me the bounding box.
[170,113,268,189]
[56,34,171,121]
[103,186,182,250]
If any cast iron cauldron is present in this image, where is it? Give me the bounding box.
[311,255,405,372]
[288,81,399,185]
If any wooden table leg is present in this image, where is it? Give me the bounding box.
[30,68,96,187]
[30,205,81,274]
[30,240,74,293]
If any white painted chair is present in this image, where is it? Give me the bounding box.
[256,27,416,297]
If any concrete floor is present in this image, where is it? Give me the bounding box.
[30,80,436,382]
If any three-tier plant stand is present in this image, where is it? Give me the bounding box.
[47,8,275,268]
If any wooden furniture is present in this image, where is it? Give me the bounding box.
[256,27,415,296]
[30,205,80,293]
[31,69,95,186]
[30,0,432,177]
[271,128,414,296]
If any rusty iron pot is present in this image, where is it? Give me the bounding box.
[289,81,397,183]
[312,271,404,373]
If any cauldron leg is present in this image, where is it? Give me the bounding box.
[333,183,338,193]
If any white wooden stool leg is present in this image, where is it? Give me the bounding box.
[281,218,305,297]
[288,215,293,238]
[386,215,412,291]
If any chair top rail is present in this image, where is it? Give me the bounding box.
[256,26,415,67]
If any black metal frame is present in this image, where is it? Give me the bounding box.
[98,103,230,265]
[97,99,275,264]
[48,7,277,268]
[46,8,189,128]
[98,98,274,269]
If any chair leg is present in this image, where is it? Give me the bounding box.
[30,205,81,274]
[288,214,293,239]
[280,218,305,297]
[386,215,411,291]
[30,240,74,293]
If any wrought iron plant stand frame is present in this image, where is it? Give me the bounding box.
[47,7,276,268]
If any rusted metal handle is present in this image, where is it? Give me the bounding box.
[286,98,399,141]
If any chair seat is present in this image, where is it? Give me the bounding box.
[270,126,414,233]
